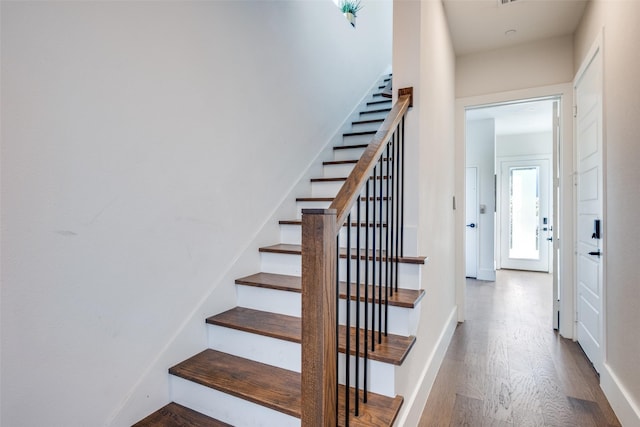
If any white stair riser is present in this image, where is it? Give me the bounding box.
[260,252,422,290]
[334,146,366,161]
[343,133,376,145]
[208,325,301,371]
[351,121,384,133]
[338,355,396,397]
[235,284,418,336]
[338,299,419,337]
[322,162,390,179]
[311,177,395,198]
[323,163,356,177]
[358,110,389,121]
[362,101,392,112]
[311,180,343,197]
[171,376,300,427]
[237,284,301,316]
[207,325,396,396]
[296,199,394,220]
[280,223,392,247]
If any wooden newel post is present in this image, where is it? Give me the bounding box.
[301,208,338,426]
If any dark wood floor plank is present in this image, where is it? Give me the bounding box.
[418,270,621,427]
[417,357,461,427]
[132,402,232,427]
[449,394,484,426]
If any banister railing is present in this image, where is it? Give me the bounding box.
[301,87,413,426]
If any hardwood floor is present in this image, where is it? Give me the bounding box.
[418,270,620,427]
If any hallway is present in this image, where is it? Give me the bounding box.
[418,270,620,426]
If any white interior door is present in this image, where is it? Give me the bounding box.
[465,167,478,278]
[575,44,604,374]
[500,159,550,272]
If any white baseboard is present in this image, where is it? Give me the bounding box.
[393,306,458,426]
[601,363,640,426]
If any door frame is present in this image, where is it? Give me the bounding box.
[455,83,575,338]
[573,31,605,368]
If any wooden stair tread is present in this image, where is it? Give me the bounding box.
[169,349,403,426]
[324,159,359,165]
[132,402,231,427]
[279,219,388,227]
[259,243,427,265]
[367,99,392,106]
[334,143,369,150]
[343,130,377,137]
[207,307,416,365]
[169,349,300,418]
[296,196,391,202]
[235,272,425,308]
[360,108,391,114]
[310,175,391,183]
[351,118,385,125]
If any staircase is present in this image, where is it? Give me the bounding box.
[134,76,426,427]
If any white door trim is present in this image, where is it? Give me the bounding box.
[455,84,574,338]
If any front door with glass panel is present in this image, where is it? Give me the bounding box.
[500,159,550,272]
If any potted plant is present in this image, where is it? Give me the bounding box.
[340,0,363,27]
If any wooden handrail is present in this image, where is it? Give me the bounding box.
[301,87,412,426]
[330,90,412,228]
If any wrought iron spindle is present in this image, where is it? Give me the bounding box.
[378,155,384,344]
[401,116,405,257]
[371,165,377,353]
[364,180,370,402]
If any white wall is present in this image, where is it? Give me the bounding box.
[466,119,496,281]
[574,1,640,424]
[456,35,574,98]
[496,131,553,158]
[0,1,392,425]
[392,0,458,425]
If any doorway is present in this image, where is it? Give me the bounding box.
[464,96,560,324]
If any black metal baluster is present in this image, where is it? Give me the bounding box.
[335,234,340,426]
[378,156,383,344]
[401,116,405,257]
[389,136,395,298]
[394,126,400,293]
[371,165,377,353]
[355,198,361,416]
[364,179,370,402]
[345,214,351,426]
[385,143,390,337]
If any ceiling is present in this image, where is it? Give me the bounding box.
[466,98,556,135]
[444,0,586,136]
[443,0,588,56]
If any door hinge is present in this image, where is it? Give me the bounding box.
[573,105,578,118]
